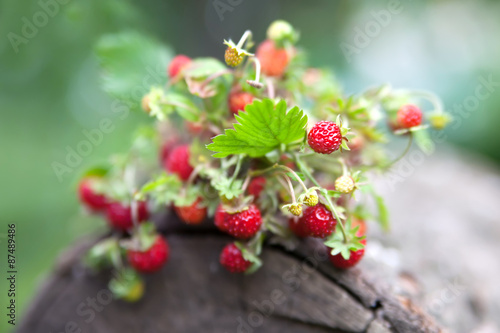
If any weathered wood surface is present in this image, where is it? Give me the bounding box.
[16,231,442,333]
[17,148,500,333]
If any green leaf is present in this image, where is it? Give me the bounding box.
[235,241,262,274]
[95,31,173,106]
[183,58,228,78]
[324,229,365,260]
[207,99,308,158]
[412,129,435,155]
[136,173,182,205]
[286,171,305,182]
[149,90,201,122]
[81,165,110,178]
[212,177,243,200]
[108,268,143,301]
[164,93,201,122]
[84,238,120,270]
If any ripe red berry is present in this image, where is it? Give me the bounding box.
[78,177,108,212]
[256,39,289,77]
[159,137,178,164]
[168,55,192,78]
[308,121,342,154]
[348,135,365,151]
[288,217,310,238]
[186,121,203,135]
[128,236,169,273]
[219,243,252,273]
[174,197,207,225]
[106,201,149,231]
[329,239,366,269]
[164,144,194,181]
[228,91,254,115]
[225,204,262,239]
[214,204,229,232]
[397,104,423,128]
[248,176,266,200]
[303,204,337,238]
[352,219,366,237]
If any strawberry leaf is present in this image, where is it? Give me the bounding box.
[207,99,308,158]
[412,128,435,155]
[286,171,305,182]
[108,268,143,300]
[235,241,262,274]
[183,58,228,78]
[324,228,365,260]
[136,173,182,206]
[95,31,172,107]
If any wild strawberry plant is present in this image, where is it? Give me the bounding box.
[79,21,450,301]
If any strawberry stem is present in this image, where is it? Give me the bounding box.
[398,89,444,114]
[274,164,308,192]
[236,30,252,49]
[279,173,297,203]
[229,154,244,185]
[246,57,262,88]
[293,153,349,243]
[320,189,348,244]
[386,133,413,168]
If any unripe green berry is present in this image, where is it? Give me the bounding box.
[304,194,318,207]
[288,203,302,216]
[335,176,355,194]
[429,112,452,130]
[267,20,294,42]
[122,280,145,303]
[225,47,244,67]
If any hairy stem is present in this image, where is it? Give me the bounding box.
[387,133,413,168]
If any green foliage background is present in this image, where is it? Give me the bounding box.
[0,0,499,331]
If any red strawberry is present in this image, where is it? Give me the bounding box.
[219,243,252,273]
[226,204,262,239]
[128,236,169,273]
[228,91,254,115]
[214,204,229,232]
[164,144,194,181]
[106,201,149,231]
[352,219,366,237]
[186,121,203,135]
[280,154,296,169]
[248,176,266,200]
[348,135,365,151]
[174,197,207,225]
[256,39,289,77]
[159,137,178,164]
[397,104,423,128]
[78,177,108,212]
[303,204,337,238]
[288,217,310,238]
[329,239,366,269]
[308,121,342,154]
[168,55,192,78]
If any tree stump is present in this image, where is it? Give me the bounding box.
[16,211,444,333]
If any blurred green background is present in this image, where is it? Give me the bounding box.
[1,0,499,331]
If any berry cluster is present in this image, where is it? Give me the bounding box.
[79,20,449,301]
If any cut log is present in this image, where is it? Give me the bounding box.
[17,214,444,333]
